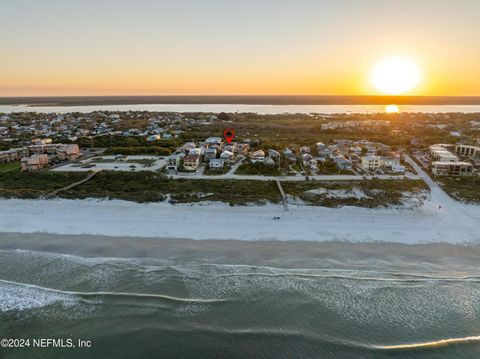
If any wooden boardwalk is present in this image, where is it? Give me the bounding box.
[44,170,100,199]
[275,179,289,212]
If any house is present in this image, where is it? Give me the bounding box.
[264,157,276,166]
[220,150,235,162]
[224,144,236,153]
[204,148,217,161]
[455,144,480,160]
[316,142,326,152]
[429,145,458,162]
[0,149,20,163]
[183,155,200,171]
[333,155,352,171]
[188,148,202,157]
[21,154,49,171]
[381,156,400,168]
[234,143,249,155]
[250,150,266,163]
[317,146,334,159]
[209,158,225,170]
[167,153,185,170]
[32,138,52,146]
[300,146,311,154]
[147,134,161,142]
[361,155,382,171]
[205,137,223,146]
[390,163,406,173]
[283,148,297,162]
[301,153,314,164]
[268,149,281,160]
[432,161,473,176]
[349,146,362,156]
[56,144,81,161]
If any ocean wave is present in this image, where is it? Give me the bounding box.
[375,335,480,350]
[3,250,480,283]
[213,272,480,283]
[0,280,77,313]
[0,279,226,310]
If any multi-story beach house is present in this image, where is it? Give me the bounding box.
[183,155,200,171]
[209,158,225,170]
[431,161,474,176]
[21,154,49,172]
[361,155,382,171]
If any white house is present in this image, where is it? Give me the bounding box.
[204,148,217,161]
[300,146,311,154]
[333,155,352,170]
[209,158,225,169]
[361,155,382,171]
[268,149,281,159]
[220,150,235,162]
[432,161,473,176]
[188,148,202,157]
[205,137,223,146]
[316,142,326,151]
[390,163,406,173]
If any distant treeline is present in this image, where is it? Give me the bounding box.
[105,147,172,156]
[76,135,178,149]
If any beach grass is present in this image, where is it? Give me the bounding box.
[282,179,428,207]
[437,176,480,203]
[0,170,428,206]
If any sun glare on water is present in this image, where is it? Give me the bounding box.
[385,104,399,113]
[371,57,421,95]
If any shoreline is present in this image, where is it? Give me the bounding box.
[2,232,480,271]
[0,196,478,244]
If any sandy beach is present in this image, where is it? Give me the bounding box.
[0,194,478,243]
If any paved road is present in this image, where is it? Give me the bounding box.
[169,173,408,181]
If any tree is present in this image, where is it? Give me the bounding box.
[218,112,231,122]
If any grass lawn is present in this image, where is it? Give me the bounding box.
[0,161,21,173]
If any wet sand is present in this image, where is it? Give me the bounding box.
[1,232,480,272]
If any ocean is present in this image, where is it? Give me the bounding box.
[2,103,480,114]
[1,234,480,358]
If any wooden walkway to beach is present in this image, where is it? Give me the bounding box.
[275,179,289,212]
[44,170,100,199]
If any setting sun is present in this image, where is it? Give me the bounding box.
[371,57,421,95]
[385,104,399,113]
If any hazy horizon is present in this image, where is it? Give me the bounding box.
[2,0,480,97]
[2,95,480,107]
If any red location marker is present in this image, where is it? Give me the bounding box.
[223,128,235,144]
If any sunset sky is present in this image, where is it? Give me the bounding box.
[1,0,480,97]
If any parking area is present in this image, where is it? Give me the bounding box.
[51,155,168,172]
